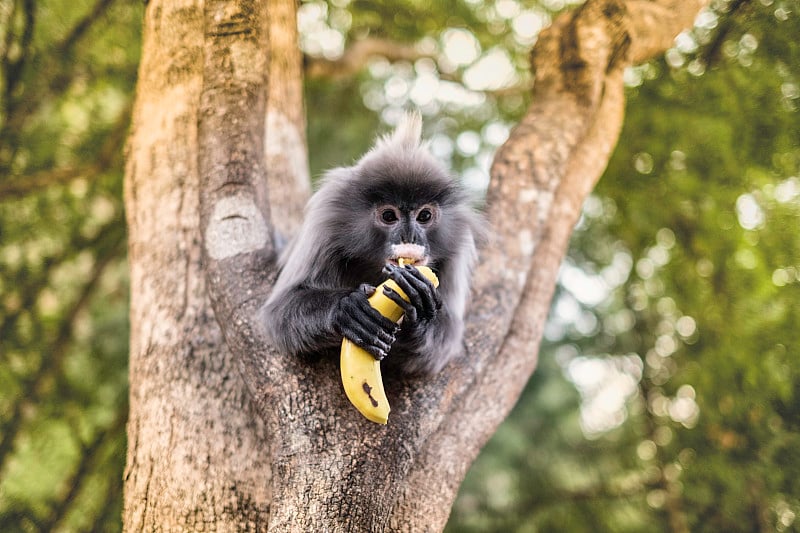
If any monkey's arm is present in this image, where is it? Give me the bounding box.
[264,284,398,359]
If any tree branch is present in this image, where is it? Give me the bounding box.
[89,472,123,533]
[0,165,99,199]
[625,0,708,63]
[1,0,35,102]
[40,409,128,532]
[59,0,117,52]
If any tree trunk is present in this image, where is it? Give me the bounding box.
[124,0,708,530]
[123,0,275,529]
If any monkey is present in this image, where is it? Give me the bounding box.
[262,113,483,375]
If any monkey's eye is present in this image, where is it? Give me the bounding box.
[379,208,399,224]
[416,208,433,224]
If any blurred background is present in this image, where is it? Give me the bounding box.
[0,0,798,531]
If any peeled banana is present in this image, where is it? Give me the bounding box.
[340,259,439,424]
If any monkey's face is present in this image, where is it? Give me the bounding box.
[374,203,438,267]
[343,150,470,278]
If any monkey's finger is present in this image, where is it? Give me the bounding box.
[351,309,397,347]
[339,319,393,360]
[385,266,422,303]
[358,283,377,297]
[404,266,442,310]
[381,285,413,312]
[391,271,435,320]
[382,263,416,282]
[338,293,397,344]
[383,286,418,323]
[405,266,441,296]
[352,295,400,341]
[391,267,437,319]
[381,264,399,283]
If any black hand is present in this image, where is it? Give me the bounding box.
[333,288,399,360]
[381,264,441,326]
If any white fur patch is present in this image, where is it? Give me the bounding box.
[390,243,427,264]
[205,196,269,260]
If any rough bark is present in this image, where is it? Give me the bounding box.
[123,1,271,530]
[124,0,709,530]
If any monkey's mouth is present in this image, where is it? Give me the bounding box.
[388,243,428,266]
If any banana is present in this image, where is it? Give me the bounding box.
[340,259,439,424]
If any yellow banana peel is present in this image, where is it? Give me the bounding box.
[340,259,439,424]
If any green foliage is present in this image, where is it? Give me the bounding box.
[0,0,140,530]
[448,1,800,531]
[2,0,799,530]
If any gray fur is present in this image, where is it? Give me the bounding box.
[263,113,484,374]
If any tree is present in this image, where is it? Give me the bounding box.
[123,0,707,530]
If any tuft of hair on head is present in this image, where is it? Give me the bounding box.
[377,111,423,152]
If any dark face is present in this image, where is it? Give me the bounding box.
[349,151,459,269]
[329,152,468,287]
[374,202,439,266]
